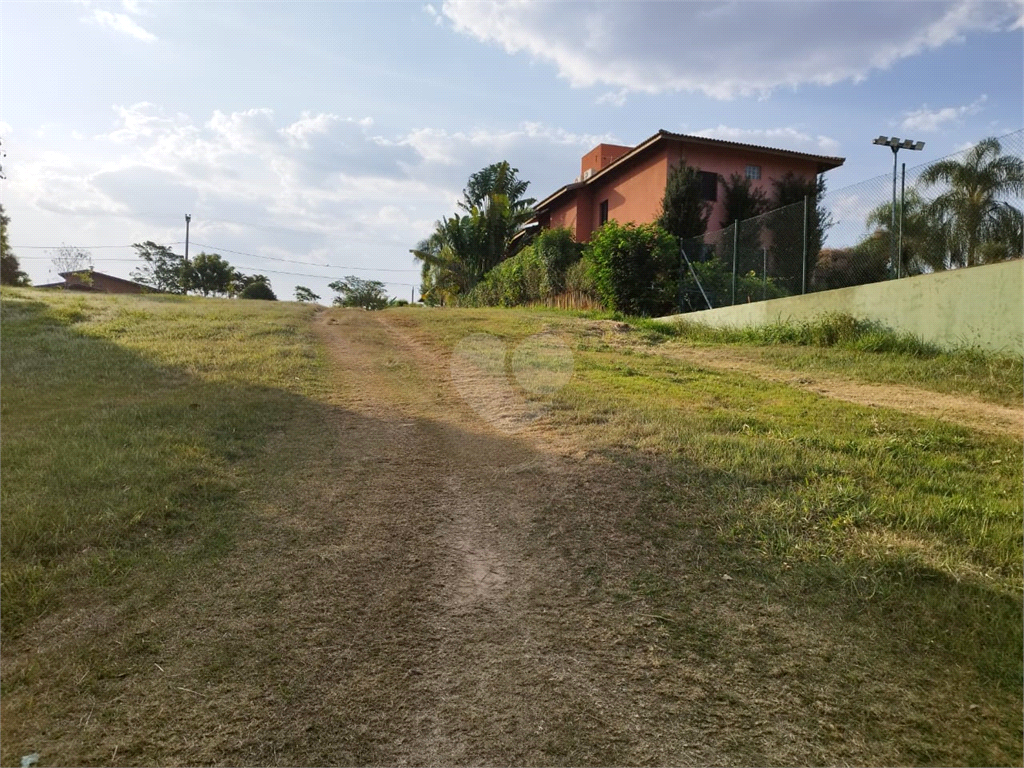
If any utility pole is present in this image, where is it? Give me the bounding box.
[184,214,192,265]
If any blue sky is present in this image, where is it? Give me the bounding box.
[2,0,1021,300]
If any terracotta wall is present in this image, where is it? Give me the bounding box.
[580,143,632,177]
[666,143,821,230]
[582,147,671,241]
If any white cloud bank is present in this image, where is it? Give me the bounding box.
[900,95,989,132]
[88,8,157,41]
[441,0,1020,99]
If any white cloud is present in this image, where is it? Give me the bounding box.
[423,3,444,24]
[442,0,1020,99]
[693,125,841,156]
[0,122,12,136]
[89,8,157,42]
[10,104,611,294]
[900,95,988,132]
[595,90,628,107]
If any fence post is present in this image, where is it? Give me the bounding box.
[898,162,906,279]
[801,195,809,294]
[731,222,739,306]
[762,248,767,302]
[678,242,685,313]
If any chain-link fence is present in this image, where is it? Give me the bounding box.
[677,129,1023,312]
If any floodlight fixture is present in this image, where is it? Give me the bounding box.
[872,136,925,278]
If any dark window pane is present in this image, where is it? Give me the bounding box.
[699,171,718,202]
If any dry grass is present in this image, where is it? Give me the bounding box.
[2,294,1021,766]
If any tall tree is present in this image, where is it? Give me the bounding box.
[864,189,949,274]
[183,252,235,296]
[656,161,712,243]
[329,276,390,310]
[294,286,320,303]
[413,161,536,303]
[0,204,29,286]
[131,241,187,294]
[919,136,1024,268]
[720,173,770,275]
[765,173,832,294]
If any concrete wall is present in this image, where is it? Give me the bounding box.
[660,259,1024,353]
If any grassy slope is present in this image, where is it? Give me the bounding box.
[645,313,1024,407]
[2,292,1021,764]
[387,308,1023,678]
[0,288,327,637]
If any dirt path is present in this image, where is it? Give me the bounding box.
[302,311,715,765]
[3,309,1018,766]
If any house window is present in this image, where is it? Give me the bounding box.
[745,164,761,180]
[699,171,718,202]
[599,199,609,225]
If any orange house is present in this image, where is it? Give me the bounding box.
[533,130,845,242]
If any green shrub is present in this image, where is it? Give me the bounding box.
[680,257,788,311]
[533,227,584,295]
[460,245,546,307]
[239,281,277,301]
[585,221,678,316]
[564,256,600,298]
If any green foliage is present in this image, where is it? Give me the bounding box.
[183,252,235,297]
[679,257,788,311]
[862,188,949,276]
[812,238,891,291]
[329,275,389,310]
[564,256,600,298]
[459,245,546,307]
[1,204,29,286]
[664,312,945,356]
[586,221,679,316]
[294,285,321,303]
[766,173,832,294]
[413,161,536,305]
[719,173,769,229]
[919,136,1024,268]
[130,241,187,294]
[239,280,277,301]
[532,227,583,295]
[230,272,270,297]
[656,161,711,241]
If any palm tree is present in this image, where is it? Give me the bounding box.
[865,189,949,274]
[412,161,537,303]
[919,136,1024,268]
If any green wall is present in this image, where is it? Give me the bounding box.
[662,260,1023,353]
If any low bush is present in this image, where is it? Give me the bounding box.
[587,222,678,316]
[240,281,277,301]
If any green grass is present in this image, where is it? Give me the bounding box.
[0,288,327,637]
[386,306,1024,692]
[639,312,1023,406]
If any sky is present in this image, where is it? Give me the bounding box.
[2,0,1022,301]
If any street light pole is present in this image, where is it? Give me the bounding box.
[184,215,192,266]
[872,136,924,278]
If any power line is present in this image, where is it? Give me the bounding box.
[11,241,421,274]
[12,242,185,249]
[189,241,420,272]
